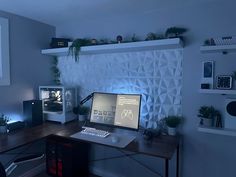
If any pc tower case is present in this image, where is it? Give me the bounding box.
[46,135,90,177]
[39,86,76,124]
[23,100,43,127]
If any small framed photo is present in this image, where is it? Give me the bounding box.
[203,61,214,78]
[201,61,214,89]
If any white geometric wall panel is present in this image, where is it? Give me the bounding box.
[57,49,183,127]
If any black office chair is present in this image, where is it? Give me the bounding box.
[0,154,44,177]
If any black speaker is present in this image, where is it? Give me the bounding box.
[23,100,43,127]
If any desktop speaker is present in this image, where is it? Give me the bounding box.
[23,100,43,127]
[224,98,236,129]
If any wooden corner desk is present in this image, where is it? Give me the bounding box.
[0,121,180,177]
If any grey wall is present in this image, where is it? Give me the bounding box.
[56,1,236,177]
[0,10,55,121]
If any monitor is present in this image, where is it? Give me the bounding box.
[90,92,141,130]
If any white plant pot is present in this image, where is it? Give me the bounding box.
[167,127,177,136]
[78,115,88,122]
[0,125,7,133]
[201,118,212,127]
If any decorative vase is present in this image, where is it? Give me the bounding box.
[201,118,212,127]
[0,125,7,133]
[167,127,177,136]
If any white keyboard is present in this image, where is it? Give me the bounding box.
[81,127,110,138]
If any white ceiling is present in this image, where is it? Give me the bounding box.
[0,0,218,27]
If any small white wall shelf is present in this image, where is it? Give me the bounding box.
[200,44,236,53]
[199,89,236,95]
[198,126,236,137]
[41,38,183,57]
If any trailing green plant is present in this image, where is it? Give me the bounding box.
[145,32,165,41]
[164,115,183,128]
[68,38,91,61]
[165,27,187,38]
[51,57,61,85]
[198,106,216,119]
[0,114,10,126]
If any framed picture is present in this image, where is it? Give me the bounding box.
[0,17,10,85]
[201,61,214,89]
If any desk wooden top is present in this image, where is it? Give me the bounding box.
[0,121,81,154]
[0,121,179,160]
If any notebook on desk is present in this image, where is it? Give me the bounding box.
[70,132,136,148]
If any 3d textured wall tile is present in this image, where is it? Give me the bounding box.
[58,49,183,127]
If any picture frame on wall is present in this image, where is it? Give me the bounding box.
[201,61,214,89]
[0,17,10,85]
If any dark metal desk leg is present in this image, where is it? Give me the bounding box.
[176,145,179,177]
[164,159,169,177]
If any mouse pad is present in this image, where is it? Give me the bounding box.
[70,132,136,148]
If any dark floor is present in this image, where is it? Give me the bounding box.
[34,171,50,177]
[34,172,101,177]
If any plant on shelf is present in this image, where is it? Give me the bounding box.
[198,106,216,127]
[51,57,61,85]
[164,115,183,136]
[73,105,90,121]
[68,38,91,61]
[165,27,187,39]
[0,114,10,133]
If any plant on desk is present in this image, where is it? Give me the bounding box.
[73,105,90,122]
[0,114,10,133]
[164,115,183,136]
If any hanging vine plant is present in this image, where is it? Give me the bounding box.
[51,57,61,85]
[68,38,91,62]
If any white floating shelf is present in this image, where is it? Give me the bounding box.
[199,89,236,95]
[41,38,183,57]
[200,44,236,53]
[198,126,236,137]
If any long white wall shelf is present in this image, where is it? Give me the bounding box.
[199,89,236,95]
[41,38,183,57]
[198,126,236,136]
[200,44,236,53]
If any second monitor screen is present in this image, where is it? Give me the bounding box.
[90,93,141,129]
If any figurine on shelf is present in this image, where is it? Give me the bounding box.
[215,110,222,128]
[91,39,98,45]
[204,38,215,46]
[116,35,123,43]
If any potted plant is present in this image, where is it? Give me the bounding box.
[68,38,91,62]
[165,27,187,39]
[73,105,90,121]
[0,114,9,133]
[164,115,183,136]
[198,106,215,127]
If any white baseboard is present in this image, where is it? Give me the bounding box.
[18,163,45,177]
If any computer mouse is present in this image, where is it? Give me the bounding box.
[111,136,119,143]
